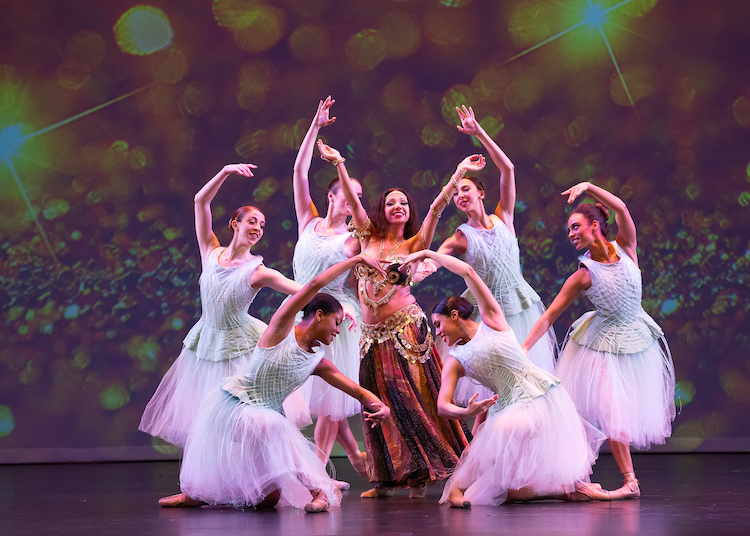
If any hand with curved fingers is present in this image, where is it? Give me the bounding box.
[412,259,438,283]
[456,105,481,137]
[222,163,257,177]
[342,303,358,332]
[356,253,387,277]
[314,96,336,130]
[562,182,592,204]
[363,401,390,428]
[402,249,436,267]
[466,392,498,418]
[317,140,342,163]
[458,154,486,175]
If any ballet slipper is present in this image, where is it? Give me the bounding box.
[447,488,471,509]
[609,472,640,500]
[346,450,369,480]
[360,487,395,498]
[158,493,205,508]
[573,482,612,501]
[304,491,330,513]
[332,479,351,490]
[408,484,427,499]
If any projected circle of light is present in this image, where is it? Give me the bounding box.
[114,6,174,56]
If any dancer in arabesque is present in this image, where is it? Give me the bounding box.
[139,164,301,448]
[522,181,676,500]
[159,254,390,513]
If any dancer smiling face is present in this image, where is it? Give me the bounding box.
[229,206,265,249]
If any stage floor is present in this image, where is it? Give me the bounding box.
[2,453,748,535]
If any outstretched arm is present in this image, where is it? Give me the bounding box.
[562,182,637,263]
[521,268,590,353]
[317,140,368,228]
[249,265,302,295]
[314,359,390,427]
[403,250,509,332]
[412,154,486,252]
[260,255,382,347]
[456,105,516,233]
[194,164,257,264]
[437,357,498,420]
[293,97,336,234]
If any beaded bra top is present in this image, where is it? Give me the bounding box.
[354,261,413,316]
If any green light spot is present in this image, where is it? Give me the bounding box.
[281,220,292,231]
[71,230,82,240]
[0,406,14,436]
[73,351,91,369]
[100,383,131,410]
[738,191,750,207]
[661,299,679,315]
[25,310,35,321]
[171,317,183,330]
[18,325,28,335]
[675,380,695,405]
[685,183,701,201]
[64,304,79,319]
[114,6,173,56]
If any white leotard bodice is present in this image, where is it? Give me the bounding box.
[183,247,264,362]
[570,242,664,353]
[293,218,359,311]
[458,215,540,316]
[222,329,325,411]
[449,323,559,416]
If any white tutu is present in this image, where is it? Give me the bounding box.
[180,389,340,509]
[556,337,675,449]
[300,316,361,420]
[439,385,604,506]
[450,302,557,405]
[138,327,261,448]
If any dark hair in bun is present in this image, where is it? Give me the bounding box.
[301,292,343,320]
[432,296,474,319]
[571,202,610,239]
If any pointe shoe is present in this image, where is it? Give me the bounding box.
[573,482,612,501]
[158,493,205,508]
[332,479,351,490]
[304,492,330,513]
[347,451,369,480]
[360,486,395,498]
[610,472,640,500]
[409,484,427,499]
[447,489,471,508]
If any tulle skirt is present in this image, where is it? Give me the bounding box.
[439,385,605,506]
[450,302,557,405]
[180,389,341,510]
[556,337,676,449]
[301,317,361,420]
[139,347,253,448]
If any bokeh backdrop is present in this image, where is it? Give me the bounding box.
[1,0,749,462]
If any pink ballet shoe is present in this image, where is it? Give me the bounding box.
[346,450,369,480]
[609,472,640,500]
[158,493,205,508]
[332,479,351,490]
[573,482,612,501]
[447,488,471,508]
[304,491,330,513]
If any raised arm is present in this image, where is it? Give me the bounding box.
[412,154,486,253]
[194,164,257,264]
[249,265,302,295]
[317,140,368,227]
[521,268,590,353]
[260,255,382,347]
[562,182,637,263]
[402,250,509,332]
[457,105,516,234]
[293,97,336,234]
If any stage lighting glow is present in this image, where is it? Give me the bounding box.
[583,1,608,29]
[0,123,25,162]
[114,6,174,56]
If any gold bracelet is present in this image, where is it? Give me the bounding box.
[332,158,346,167]
[430,205,443,218]
[457,167,467,178]
[451,176,460,190]
[441,187,450,205]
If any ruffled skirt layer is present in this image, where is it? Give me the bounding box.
[556,336,675,449]
[439,385,604,506]
[139,348,253,448]
[180,390,340,509]
[451,302,557,404]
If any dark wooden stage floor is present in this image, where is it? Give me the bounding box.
[2,453,748,536]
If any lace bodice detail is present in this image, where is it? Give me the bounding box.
[183,248,264,362]
[449,323,559,416]
[458,215,540,316]
[293,218,358,308]
[570,242,664,353]
[223,330,325,411]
